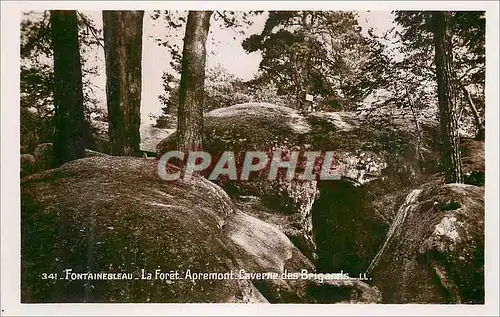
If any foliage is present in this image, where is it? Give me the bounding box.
[20,10,105,153]
[241,11,390,110]
[152,10,269,126]
[154,64,291,128]
[391,11,485,138]
[150,10,262,67]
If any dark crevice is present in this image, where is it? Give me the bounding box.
[311,180,388,274]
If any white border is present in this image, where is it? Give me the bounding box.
[1,1,499,316]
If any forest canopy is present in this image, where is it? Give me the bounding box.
[20,10,485,168]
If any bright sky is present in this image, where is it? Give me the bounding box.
[82,11,398,124]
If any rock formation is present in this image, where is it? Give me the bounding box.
[157,103,440,267]
[21,103,484,303]
[369,183,484,303]
[21,156,380,303]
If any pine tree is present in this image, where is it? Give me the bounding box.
[432,11,463,183]
[177,11,212,152]
[50,10,87,166]
[103,10,144,156]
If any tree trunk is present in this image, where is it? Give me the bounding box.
[432,11,463,183]
[50,10,87,167]
[102,10,144,156]
[177,11,212,152]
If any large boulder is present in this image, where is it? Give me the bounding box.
[461,138,485,186]
[368,182,484,303]
[140,124,176,154]
[148,103,483,304]
[156,103,439,267]
[224,209,381,303]
[21,156,380,303]
[20,154,36,178]
[28,143,108,176]
[22,156,260,303]
[33,142,55,172]
[89,120,175,154]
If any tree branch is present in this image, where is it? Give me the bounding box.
[77,11,105,49]
[459,83,484,131]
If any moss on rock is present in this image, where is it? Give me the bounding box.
[21,156,380,303]
[369,183,484,303]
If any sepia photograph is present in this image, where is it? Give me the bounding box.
[1,1,499,316]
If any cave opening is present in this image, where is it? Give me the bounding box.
[311,179,389,275]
